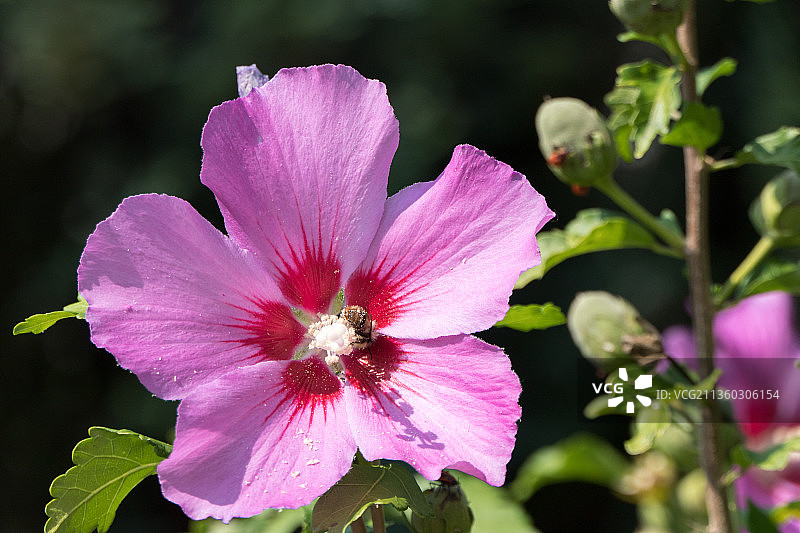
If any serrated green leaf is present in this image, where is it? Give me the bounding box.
[311,463,431,533]
[697,57,737,96]
[515,209,661,288]
[509,433,629,502]
[494,303,565,331]
[13,295,88,335]
[45,427,172,533]
[661,102,722,150]
[605,60,681,160]
[737,127,800,173]
[738,260,800,297]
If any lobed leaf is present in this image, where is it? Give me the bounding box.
[45,427,172,533]
[660,102,722,150]
[515,209,661,289]
[736,127,800,173]
[509,433,629,502]
[605,60,681,160]
[494,303,566,331]
[13,295,88,335]
[311,462,431,533]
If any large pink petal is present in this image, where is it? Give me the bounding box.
[159,358,356,521]
[78,194,305,400]
[346,144,554,339]
[714,291,798,359]
[201,65,399,314]
[342,335,521,485]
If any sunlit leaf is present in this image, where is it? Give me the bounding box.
[605,60,681,160]
[45,427,171,533]
[13,295,88,335]
[190,507,309,533]
[509,433,629,502]
[311,463,431,533]
[661,102,722,150]
[737,259,800,297]
[697,57,737,96]
[515,209,661,288]
[737,127,800,172]
[494,303,565,331]
[453,472,540,533]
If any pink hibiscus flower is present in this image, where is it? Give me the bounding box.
[77,64,554,521]
[663,291,800,531]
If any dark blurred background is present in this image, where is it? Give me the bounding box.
[2,1,799,531]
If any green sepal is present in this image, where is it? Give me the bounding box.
[494,303,565,332]
[660,102,722,150]
[44,427,172,533]
[13,295,88,335]
[311,462,432,533]
[736,127,800,173]
[515,208,665,289]
[509,433,629,502]
[605,60,681,160]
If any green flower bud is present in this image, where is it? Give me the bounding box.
[609,0,687,37]
[749,170,800,246]
[535,97,617,189]
[411,472,474,533]
[676,469,708,520]
[568,291,662,370]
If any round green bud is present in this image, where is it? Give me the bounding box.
[567,291,662,370]
[609,0,687,37]
[676,469,708,520]
[411,473,474,533]
[535,97,617,188]
[749,170,800,247]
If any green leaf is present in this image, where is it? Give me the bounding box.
[45,427,172,533]
[605,60,681,160]
[738,259,800,297]
[311,463,432,533]
[190,507,309,533]
[661,102,723,150]
[697,57,737,97]
[509,433,629,502]
[515,209,661,288]
[624,403,671,455]
[737,127,800,173]
[771,501,800,526]
[731,436,800,472]
[494,303,566,331]
[747,502,781,533]
[452,472,540,533]
[13,295,88,335]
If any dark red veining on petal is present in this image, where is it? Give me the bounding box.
[345,257,431,329]
[276,239,342,315]
[272,358,342,429]
[228,299,305,361]
[343,336,403,396]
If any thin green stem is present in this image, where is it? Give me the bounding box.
[706,156,745,174]
[715,236,775,306]
[594,176,686,252]
[371,504,387,533]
